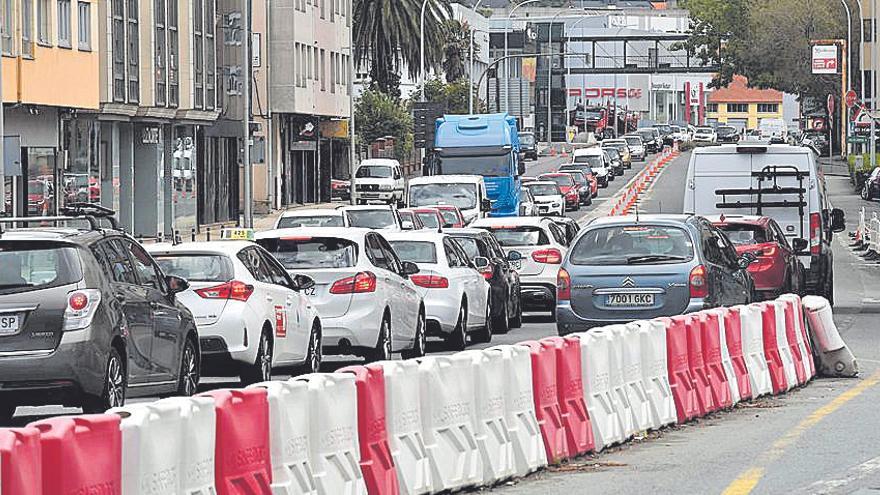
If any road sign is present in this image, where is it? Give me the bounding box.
[846,90,858,108]
[848,135,869,144]
[827,94,835,116]
[812,45,838,74]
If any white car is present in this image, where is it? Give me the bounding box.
[407,174,492,225]
[385,231,492,349]
[524,181,565,216]
[275,208,349,229]
[692,126,718,144]
[519,187,537,216]
[471,217,569,313]
[148,241,322,384]
[339,204,403,231]
[571,147,611,187]
[255,228,427,361]
[353,159,406,205]
[622,135,646,161]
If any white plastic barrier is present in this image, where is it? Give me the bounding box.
[605,326,637,438]
[711,309,741,406]
[486,345,547,477]
[577,331,625,450]
[418,355,481,492]
[110,396,216,495]
[633,320,677,428]
[771,300,799,390]
[616,325,652,432]
[248,380,317,495]
[803,296,859,377]
[379,360,432,495]
[738,305,774,397]
[460,349,516,485]
[779,294,815,379]
[292,373,367,495]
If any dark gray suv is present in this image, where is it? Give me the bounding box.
[0,213,199,422]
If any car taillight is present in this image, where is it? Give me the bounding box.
[557,268,571,301]
[759,243,778,258]
[810,212,821,255]
[63,289,102,331]
[532,248,562,264]
[478,264,494,280]
[410,274,450,289]
[566,189,579,199]
[195,280,254,301]
[330,271,378,294]
[689,265,708,298]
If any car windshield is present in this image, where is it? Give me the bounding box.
[415,211,441,228]
[256,237,359,269]
[388,241,438,264]
[154,254,234,282]
[355,165,392,178]
[573,155,603,167]
[346,210,397,229]
[716,224,769,245]
[409,183,477,209]
[435,154,510,177]
[541,175,574,187]
[561,165,594,176]
[0,242,83,294]
[605,143,627,153]
[624,137,642,147]
[605,148,621,159]
[527,183,561,197]
[519,133,536,146]
[277,215,344,228]
[569,225,695,265]
[696,127,714,133]
[437,210,459,226]
[718,127,737,135]
[480,226,548,247]
[566,172,588,186]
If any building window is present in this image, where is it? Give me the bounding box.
[37,0,51,44]
[320,48,326,91]
[330,52,336,94]
[22,0,34,56]
[205,0,215,110]
[1,0,12,55]
[757,103,779,113]
[320,0,325,19]
[112,0,125,101]
[865,19,874,43]
[58,0,72,48]
[168,0,179,107]
[706,103,718,113]
[727,103,748,113]
[77,2,91,51]
[155,0,167,106]
[194,0,204,108]
[127,0,140,102]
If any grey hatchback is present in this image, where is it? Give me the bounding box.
[0,214,199,422]
[556,215,755,335]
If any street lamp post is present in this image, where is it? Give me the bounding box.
[841,0,853,155]
[856,0,866,103]
[546,9,568,146]
[505,0,541,113]
[469,27,490,114]
[348,13,357,204]
[242,0,253,228]
[566,15,593,139]
[420,0,430,101]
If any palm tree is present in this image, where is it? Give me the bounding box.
[441,19,472,83]
[353,0,451,97]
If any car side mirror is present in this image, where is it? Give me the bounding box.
[290,274,315,292]
[473,256,490,270]
[481,198,492,212]
[792,238,809,252]
[507,250,523,262]
[831,208,846,233]
[401,261,420,277]
[165,275,190,296]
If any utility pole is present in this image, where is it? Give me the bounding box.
[348,3,357,204]
[242,0,253,228]
[0,46,5,214]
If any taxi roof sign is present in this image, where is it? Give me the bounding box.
[221,227,255,241]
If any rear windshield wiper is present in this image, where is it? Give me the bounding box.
[626,255,689,265]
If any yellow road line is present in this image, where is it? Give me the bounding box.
[721,370,880,495]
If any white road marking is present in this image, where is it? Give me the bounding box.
[795,455,880,494]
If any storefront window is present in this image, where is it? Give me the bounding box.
[63,120,100,207]
[172,127,197,233]
[27,148,57,217]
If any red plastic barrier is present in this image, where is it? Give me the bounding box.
[338,364,399,495]
[661,317,698,422]
[201,389,272,494]
[760,303,789,394]
[29,415,121,495]
[0,427,41,495]
[679,314,716,416]
[722,307,753,401]
[782,301,808,386]
[790,296,816,377]
[518,340,569,464]
[542,336,595,457]
[699,312,733,409]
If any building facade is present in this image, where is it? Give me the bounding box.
[706,75,783,130]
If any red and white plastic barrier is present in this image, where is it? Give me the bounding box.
[0,295,844,495]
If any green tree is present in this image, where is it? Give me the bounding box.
[353,0,451,97]
[441,19,471,83]
[423,78,483,114]
[354,89,414,160]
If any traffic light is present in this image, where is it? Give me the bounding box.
[413,102,446,149]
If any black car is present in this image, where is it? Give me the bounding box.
[563,170,593,206]
[519,132,538,161]
[447,228,523,333]
[716,125,740,144]
[560,163,604,191]
[0,207,199,421]
[603,148,625,176]
[633,129,661,153]
[652,124,675,146]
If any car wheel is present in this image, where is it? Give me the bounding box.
[472,301,493,344]
[824,267,835,307]
[445,302,468,351]
[176,338,200,397]
[492,297,511,335]
[297,321,323,374]
[401,310,427,359]
[240,331,272,385]
[367,315,393,363]
[509,289,524,329]
[0,403,16,424]
[83,347,126,413]
[572,202,580,212]
[862,185,870,200]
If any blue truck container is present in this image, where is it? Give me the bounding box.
[429,113,525,217]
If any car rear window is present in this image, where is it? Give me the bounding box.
[541,175,574,187]
[573,155,603,167]
[716,224,769,245]
[526,183,560,197]
[346,210,397,229]
[480,226,549,247]
[0,241,83,293]
[416,212,440,228]
[438,210,459,226]
[570,225,695,265]
[277,215,344,228]
[388,241,438,264]
[154,254,234,282]
[452,237,486,260]
[256,237,358,269]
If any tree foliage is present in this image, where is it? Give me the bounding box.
[354,89,414,159]
[441,19,472,83]
[423,78,483,114]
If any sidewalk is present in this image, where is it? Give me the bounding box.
[819,156,850,177]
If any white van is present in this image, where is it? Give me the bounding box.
[758,118,788,144]
[407,175,491,225]
[683,143,845,303]
[352,158,406,205]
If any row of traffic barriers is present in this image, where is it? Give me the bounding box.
[0,295,827,495]
[852,207,880,260]
[610,145,680,216]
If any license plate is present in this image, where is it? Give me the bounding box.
[511,259,523,271]
[302,287,317,297]
[606,293,655,307]
[0,314,21,335]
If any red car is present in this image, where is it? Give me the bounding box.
[538,173,581,211]
[710,215,806,300]
[427,204,466,228]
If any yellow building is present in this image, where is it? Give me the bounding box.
[706,75,784,130]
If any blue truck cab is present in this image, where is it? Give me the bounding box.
[430,113,525,217]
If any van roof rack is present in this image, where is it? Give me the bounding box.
[0,203,120,234]
[713,165,807,239]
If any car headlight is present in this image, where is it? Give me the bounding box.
[378,184,393,191]
[551,202,560,207]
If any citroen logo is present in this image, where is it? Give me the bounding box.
[622,277,636,288]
